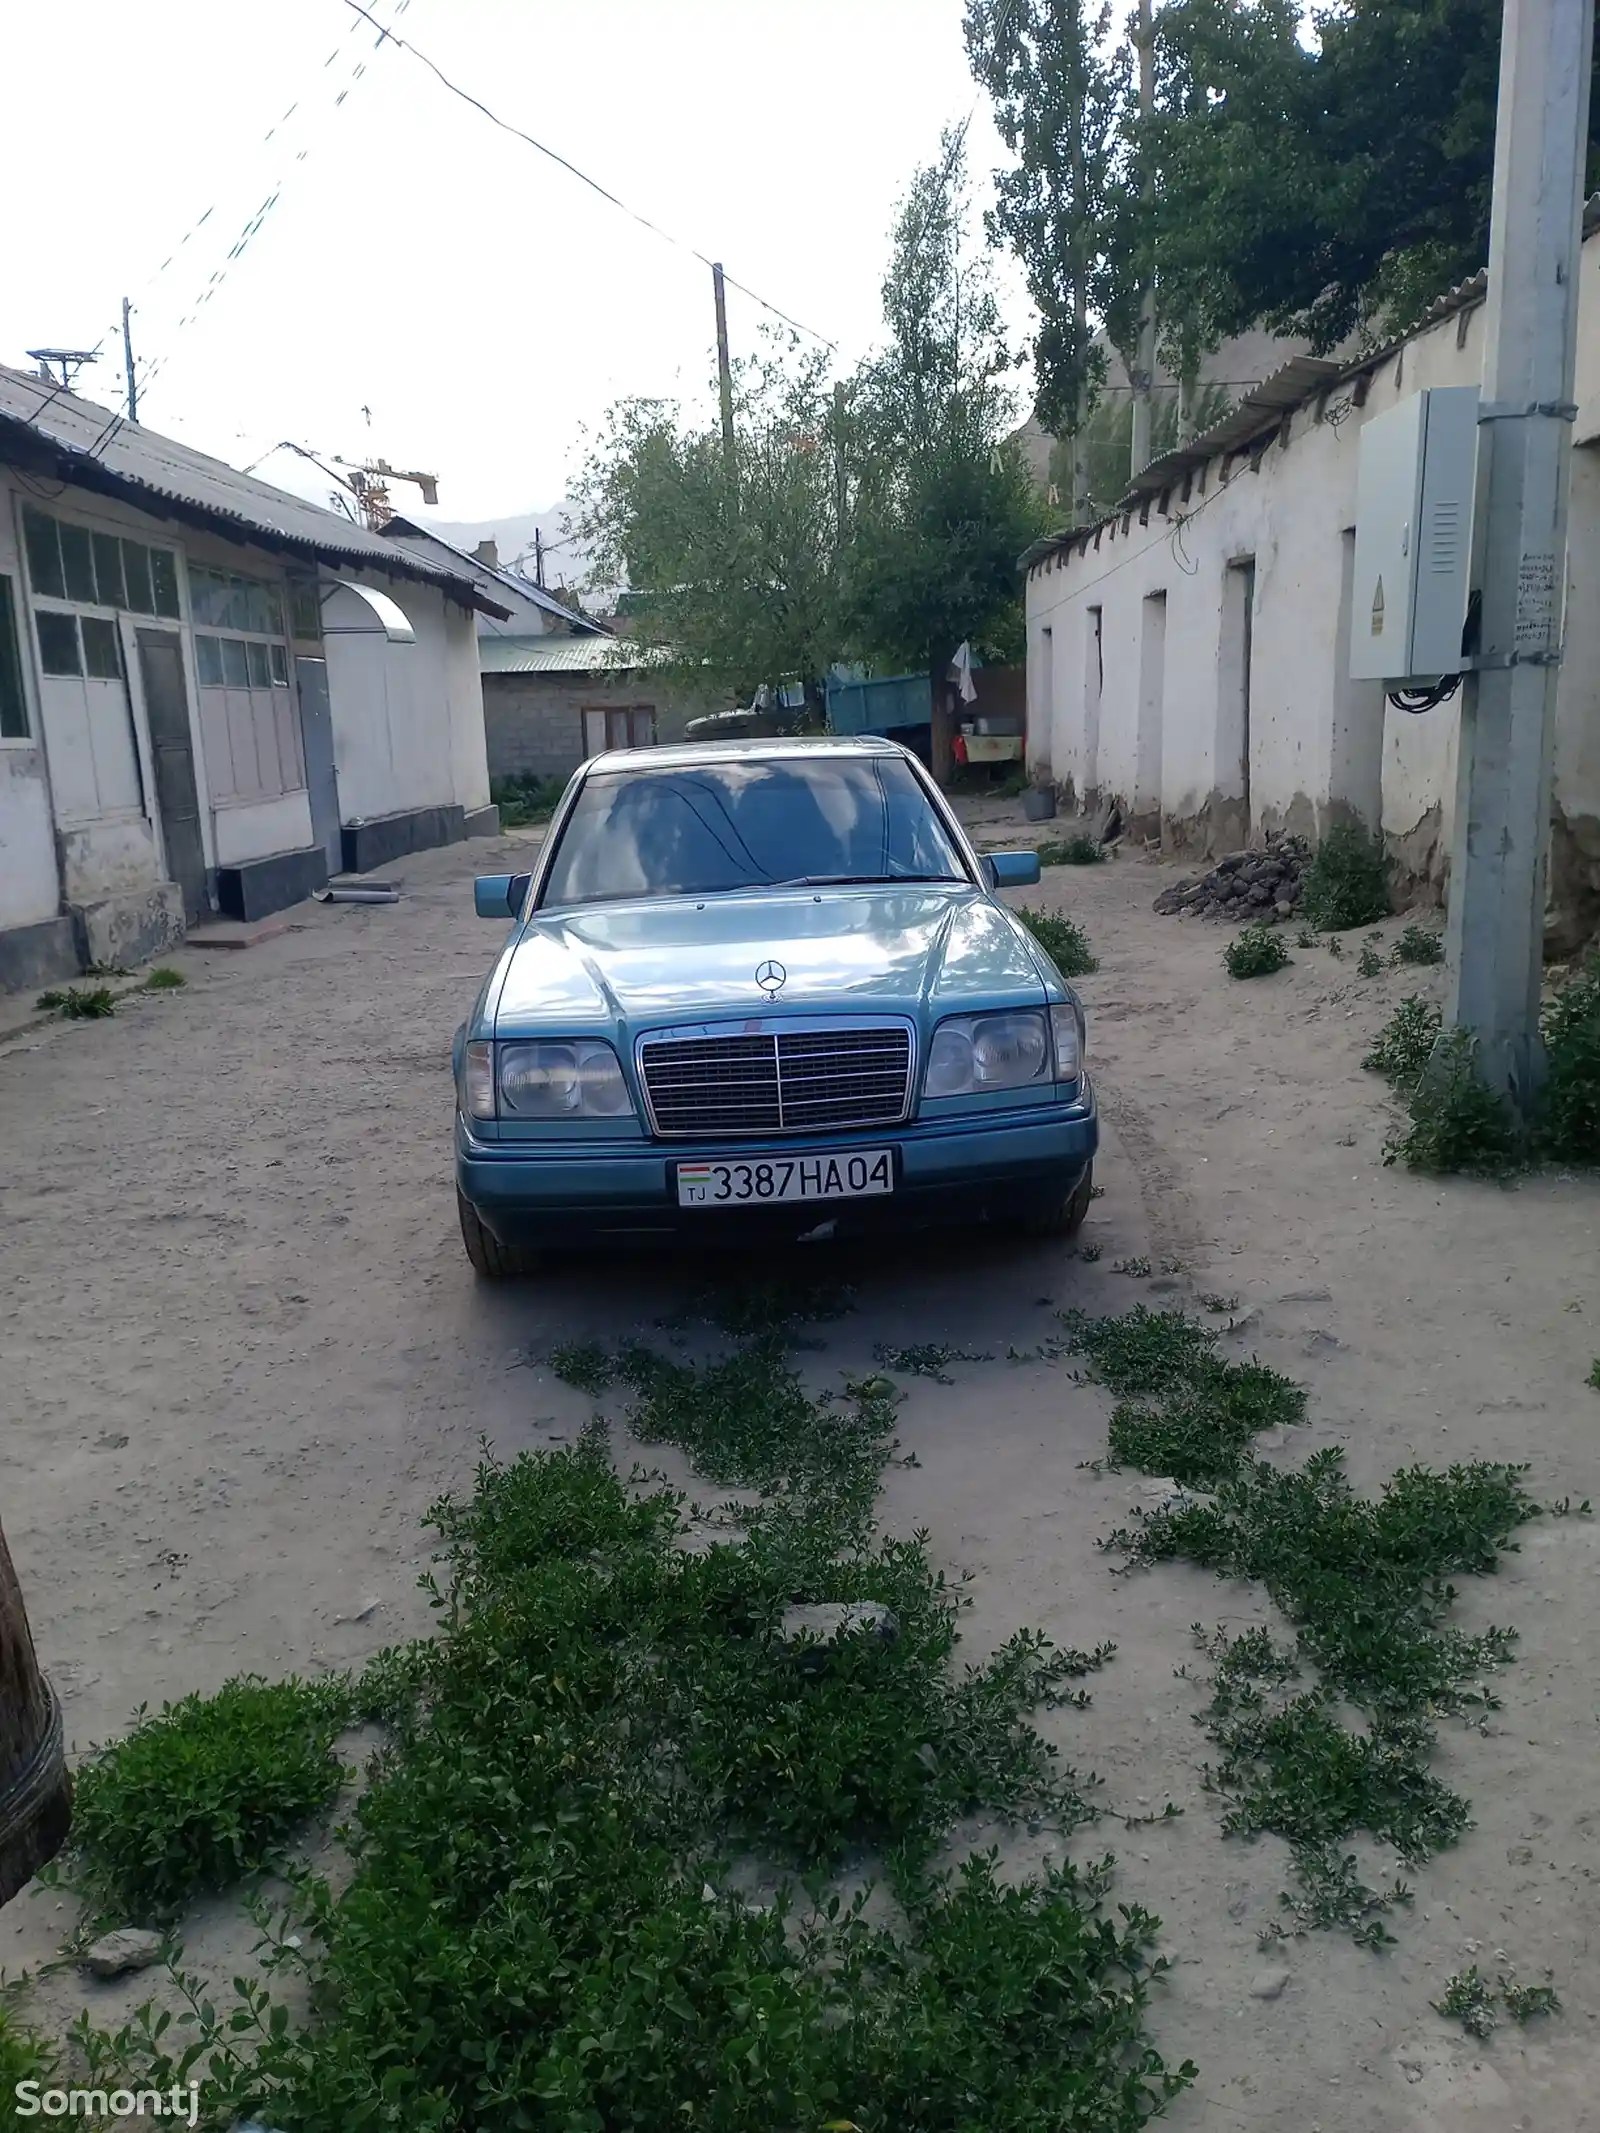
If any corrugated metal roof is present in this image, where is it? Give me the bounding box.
[383,517,607,634]
[0,365,498,607]
[479,636,674,675]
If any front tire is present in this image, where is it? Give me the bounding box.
[457,1188,541,1278]
[1015,1163,1094,1241]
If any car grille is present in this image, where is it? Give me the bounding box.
[640,1025,913,1137]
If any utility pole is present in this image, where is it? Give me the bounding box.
[832,381,848,553]
[712,262,737,478]
[121,299,138,423]
[1444,0,1595,1109]
[1128,0,1157,480]
[534,527,545,590]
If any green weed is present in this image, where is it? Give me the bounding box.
[489,772,566,828]
[1014,904,1098,978]
[1035,834,1104,866]
[1587,1360,1600,1393]
[1295,929,1318,949]
[143,966,188,990]
[1435,1966,1500,2039]
[1300,825,1391,931]
[68,1677,352,1921]
[1356,947,1385,978]
[1501,1975,1561,2023]
[1363,996,1441,1090]
[1326,936,1344,959]
[873,1342,993,1382]
[1062,1306,1305,1488]
[1540,954,1600,1164]
[35,985,117,1019]
[1391,923,1445,967]
[1384,1027,1522,1176]
[1223,924,1290,979]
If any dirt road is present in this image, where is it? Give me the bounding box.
[2,811,1597,2129]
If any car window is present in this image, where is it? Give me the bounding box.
[538,756,969,906]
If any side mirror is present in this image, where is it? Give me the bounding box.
[473,873,531,919]
[987,850,1042,889]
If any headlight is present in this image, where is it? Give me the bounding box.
[499,1040,632,1118]
[460,1039,633,1121]
[924,1010,1051,1097]
[1050,1002,1084,1082]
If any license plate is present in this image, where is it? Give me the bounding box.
[676,1148,895,1208]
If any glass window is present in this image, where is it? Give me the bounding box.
[59,522,96,605]
[122,540,154,615]
[150,549,180,618]
[35,610,82,677]
[196,634,225,686]
[289,579,322,640]
[0,578,29,739]
[245,640,271,689]
[268,642,289,686]
[23,508,64,600]
[91,533,126,610]
[221,636,250,688]
[81,616,122,680]
[539,755,968,909]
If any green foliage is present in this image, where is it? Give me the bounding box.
[1434,1964,1561,2038]
[1014,904,1098,977]
[1363,995,1441,1090]
[1300,825,1391,932]
[0,2006,57,2092]
[1392,923,1445,966]
[1384,1026,1521,1176]
[1356,947,1385,978]
[1539,954,1600,1164]
[848,132,1048,682]
[1501,1976,1561,2023]
[1223,923,1290,979]
[873,1342,994,1381]
[1035,833,1104,865]
[143,966,187,990]
[1111,1448,1533,1940]
[489,773,566,828]
[1062,1305,1305,1487]
[1586,1359,1600,1394]
[35,985,117,1018]
[68,1678,351,1921]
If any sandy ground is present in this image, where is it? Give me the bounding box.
[2,805,1598,2130]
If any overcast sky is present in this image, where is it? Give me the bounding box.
[1,0,1031,529]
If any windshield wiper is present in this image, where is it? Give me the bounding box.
[768,872,962,888]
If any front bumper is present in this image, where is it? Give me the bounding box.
[456,1083,1098,1246]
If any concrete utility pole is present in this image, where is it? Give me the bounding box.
[1444,0,1595,1108]
[712,262,737,477]
[1128,0,1157,480]
[121,298,138,423]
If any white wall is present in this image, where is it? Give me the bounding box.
[321,574,488,823]
[0,482,59,928]
[1025,263,1600,905]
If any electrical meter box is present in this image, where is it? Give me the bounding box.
[1350,385,1478,682]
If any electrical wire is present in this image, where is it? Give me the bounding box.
[1387,674,1462,714]
[337,0,838,351]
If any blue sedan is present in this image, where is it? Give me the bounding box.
[453,737,1096,1276]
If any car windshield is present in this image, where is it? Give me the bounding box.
[538,754,969,906]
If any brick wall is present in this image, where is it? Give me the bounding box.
[483,672,717,779]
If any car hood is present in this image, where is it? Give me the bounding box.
[491,885,1050,1034]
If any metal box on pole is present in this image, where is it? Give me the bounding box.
[1350,385,1479,682]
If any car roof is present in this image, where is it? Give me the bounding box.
[583,734,911,771]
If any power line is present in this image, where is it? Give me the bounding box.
[337,0,838,351]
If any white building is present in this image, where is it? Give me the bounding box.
[0,366,510,991]
[1023,218,1600,954]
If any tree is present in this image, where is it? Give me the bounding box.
[849,132,1049,779]
[1147,0,1600,353]
[1,1521,70,1906]
[966,0,1138,520]
[572,338,846,715]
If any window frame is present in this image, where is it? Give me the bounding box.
[0,574,30,740]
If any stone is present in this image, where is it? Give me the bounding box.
[777,1601,899,1671]
[1249,1966,1292,2000]
[83,1927,164,1979]
[1275,900,1295,918]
